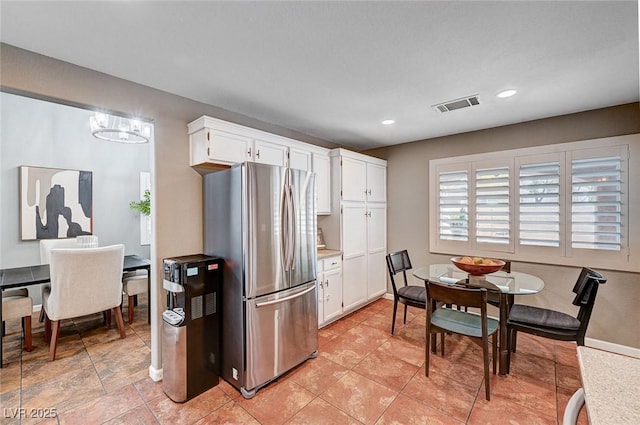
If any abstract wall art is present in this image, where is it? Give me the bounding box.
[20,166,93,240]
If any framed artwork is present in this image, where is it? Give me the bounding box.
[20,166,93,240]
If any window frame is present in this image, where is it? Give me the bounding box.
[429,134,637,272]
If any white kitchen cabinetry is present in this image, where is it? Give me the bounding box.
[325,149,387,313]
[317,255,343,327]
[253,138,287,167]
[188,116,330,215]
[189,127,252,166]
[313,152,331,215]
[289,147,312,172]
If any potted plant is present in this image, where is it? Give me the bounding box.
[129,189,151,216]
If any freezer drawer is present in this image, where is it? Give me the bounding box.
[245,282,318,392]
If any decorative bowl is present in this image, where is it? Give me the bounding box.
[451,257,505,276]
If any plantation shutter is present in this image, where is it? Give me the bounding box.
[438,169,469,242]
[519,161,561,247]
[475,162,512,251]
[571,154,623,251]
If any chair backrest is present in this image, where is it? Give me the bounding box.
[427,281,488,311]
[47,244,125,321]
[40,238,79,264]
[571,268,606,338]
[386,250,412,295]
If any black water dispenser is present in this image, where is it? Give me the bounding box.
[162,255,222,402]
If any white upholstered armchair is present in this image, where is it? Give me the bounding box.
[43,244,126,361]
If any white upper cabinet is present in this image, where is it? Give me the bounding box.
[253,139,287,167]
[190,128,252,166]
[188,116,331,214]
[289,147,312,171]
[341,157,367,202]
[313,152,331,215]
[366,162,387,203]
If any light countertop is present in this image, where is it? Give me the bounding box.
[317,249,341,260]
[577,346,640,425]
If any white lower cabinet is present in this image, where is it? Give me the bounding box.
[317,255,343,327]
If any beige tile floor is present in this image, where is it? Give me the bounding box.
[1,296,588,424]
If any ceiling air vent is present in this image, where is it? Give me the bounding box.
[433,95,480,113]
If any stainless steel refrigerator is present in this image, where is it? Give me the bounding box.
[203,162,318,399]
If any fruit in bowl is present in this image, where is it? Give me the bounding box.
[451,256,506,276]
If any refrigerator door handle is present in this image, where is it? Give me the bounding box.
[280,169,289,272]
[287,180,296,271]
[255,284,315,308]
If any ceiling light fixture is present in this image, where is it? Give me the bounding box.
[381,119,395,125]
[89,112,152,144]
[497,89,517,98]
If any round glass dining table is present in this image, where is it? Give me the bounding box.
[412,264,545,375]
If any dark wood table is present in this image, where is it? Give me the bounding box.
[0,254,151,367]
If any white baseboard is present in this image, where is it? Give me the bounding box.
[383,292,393,301]
[585,337,640,359]
[149,365,163,382]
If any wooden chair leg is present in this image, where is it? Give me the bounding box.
[492,333,497,375]
[44,314,51,343]
[483,335,491,401]
[391,300,398,334]
[113,306,126,339]
[425,327,431,377]
[128,295,135,324]
[24,316,33,352]
[48,320,60,361]
[104,310,112,328]
[39,308,45,323]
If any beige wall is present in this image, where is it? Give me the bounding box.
[3,42,639,361]
[0,44,337,372]
[367,103,640,349]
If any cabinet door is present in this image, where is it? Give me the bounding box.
[367,204,387,299]
[289,147,312,171]
[254,139,287,167]
[342,203,367,258]
[313,153,331,215]
[317,271,325,326]
[341,203,367,311]
[342,256,367,312]
[366,162,387,203]
[341,157,367,202]
[208,129,252,164]
[323,267,343,322]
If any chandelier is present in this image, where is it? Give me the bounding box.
[89,112,152,144]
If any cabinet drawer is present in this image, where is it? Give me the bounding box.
[323,256,342,271]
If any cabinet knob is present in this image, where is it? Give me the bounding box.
[256,149,261,159]
[248,147,252,157]
[325,280,329,287]
[368,189,372,195]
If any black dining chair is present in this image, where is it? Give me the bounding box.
[386,250,426,334]
[506,267,607,370]
[425,281,499,401]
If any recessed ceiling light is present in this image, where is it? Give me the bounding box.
[497,89,517,98]
[381,119,395,125]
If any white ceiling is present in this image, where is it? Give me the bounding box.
[1,1,638,150]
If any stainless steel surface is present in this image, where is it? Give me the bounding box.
[246,281,318,391]
[162,320,187,402]
[204,162,318,398]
